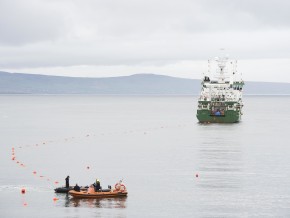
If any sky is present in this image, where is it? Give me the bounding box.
[0,0,290,82]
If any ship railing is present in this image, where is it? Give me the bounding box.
[199,97,210,101]
[212,97,225,102]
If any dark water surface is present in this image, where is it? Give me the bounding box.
[1,95,290,217]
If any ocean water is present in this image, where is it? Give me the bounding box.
[1,95,290,217]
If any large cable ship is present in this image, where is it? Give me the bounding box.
[196,56,244,123]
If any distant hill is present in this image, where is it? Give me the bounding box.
[0,71,290,95]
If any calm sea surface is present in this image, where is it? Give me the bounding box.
[1,95,290,217]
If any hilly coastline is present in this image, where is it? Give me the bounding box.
[0,71,290,95]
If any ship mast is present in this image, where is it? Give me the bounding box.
[215,56,228,83]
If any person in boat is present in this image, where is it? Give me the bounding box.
[74,183,80,192]
[95,179,101,191]
[87,184,95,194]
[65,176,70,188]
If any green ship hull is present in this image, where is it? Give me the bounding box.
[196,109,241,123]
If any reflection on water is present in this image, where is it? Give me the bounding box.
[56,193,127,208]
[197,135,243,190]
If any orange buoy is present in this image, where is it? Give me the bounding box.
[195,173,199,178]
[21,188,26,194]
[33,171,37,174]
[23,202,28,206]
[54,181,59,184]
[12,157,15,160]
[53,197,59,201]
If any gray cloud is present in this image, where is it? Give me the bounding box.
[0,0,67,45]
[0,0,290,81]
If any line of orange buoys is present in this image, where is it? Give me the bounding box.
[11,145,61,206]
[11,123,189,206]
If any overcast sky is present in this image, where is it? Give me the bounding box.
[0,0,290,82]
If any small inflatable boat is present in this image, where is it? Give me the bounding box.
[68,190,128,198]
[69,181,128,198]
[54,186,88,193]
